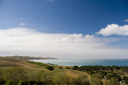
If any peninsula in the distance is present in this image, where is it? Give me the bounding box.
[5,55,58,60]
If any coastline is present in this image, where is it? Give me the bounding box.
[30,59,128,66]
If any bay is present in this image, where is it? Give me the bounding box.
[30,59,128,66]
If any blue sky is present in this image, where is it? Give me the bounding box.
[1,0,128,34]
[0,0,128,59]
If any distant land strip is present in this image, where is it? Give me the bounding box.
[3,55,58,60]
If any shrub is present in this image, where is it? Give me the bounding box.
[18,80,28,85]
[0,78,5,85]
[92,73,104,79]
[87,70,95,75]
[123,76,128,84]
[72,65,79,70]
[46,66,54,71]
[65,67,70,69]
[59,66,63,69]
[106,73,122,81]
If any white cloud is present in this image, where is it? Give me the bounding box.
[46,0,54,2]
[96,24,128,36]
[0,27,128,59]
[19,23,26,26]
[124,19,128,22]
[85,34,94,38]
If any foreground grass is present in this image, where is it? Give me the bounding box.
[0,57,89,85]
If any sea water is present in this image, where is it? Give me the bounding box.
[30,59,128,66]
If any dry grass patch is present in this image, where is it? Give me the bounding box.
[0,60,22,67]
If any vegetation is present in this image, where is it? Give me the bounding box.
[1,57,128,85]
[65,66,70,69]
[46,66,54,71]
[72,65,79,70]
[28,61,49,67]
[58,66,63,69]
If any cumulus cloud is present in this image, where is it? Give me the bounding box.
[19,23,26,26]
[85,34,94,38]
[0,27,128,59]
[96,24,128,36]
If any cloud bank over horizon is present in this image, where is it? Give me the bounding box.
[0,26,128,59]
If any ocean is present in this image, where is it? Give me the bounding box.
[30,59,128,66]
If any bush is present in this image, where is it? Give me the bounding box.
[65,67,70,69]
[87,70,95,75]
[123,76,128,84]
[92,73,104,79]
[46,66,54,71]
[106,73,122,81]
[72,66,79,70]
[18,80,28,85]
[0,78,5,85]
[59,66,63,69]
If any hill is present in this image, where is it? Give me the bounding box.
[0,57,89,85]
[0,57,128,85]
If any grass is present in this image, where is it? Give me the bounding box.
[0,57,23,67]
[0,57,90,84]
[1,57,128,85]
[28,61,49,67]
[1,56,127,85]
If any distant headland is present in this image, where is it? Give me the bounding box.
[4,55,58,60]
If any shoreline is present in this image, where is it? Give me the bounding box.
[30,59,128,66]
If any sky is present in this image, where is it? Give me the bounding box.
[0,0,128,59]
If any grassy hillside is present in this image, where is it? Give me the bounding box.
[0,57,128,85]
[0,57,89,85]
